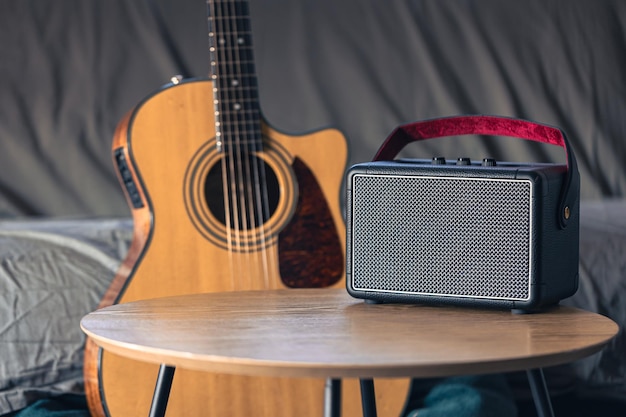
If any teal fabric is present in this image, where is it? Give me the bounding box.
[3,377,517,417]
[4,395,89,417]
[406,375,518,417]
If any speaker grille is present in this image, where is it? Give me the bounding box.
[350,174,533,300]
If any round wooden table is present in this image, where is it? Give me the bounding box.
[81,288,618,417]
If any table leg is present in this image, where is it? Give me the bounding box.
[148,365,176,417]
[359,378,378,417]
[324,378,342,417]
[526,368,555,417]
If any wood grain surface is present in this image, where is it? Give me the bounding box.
[82,288,618,379]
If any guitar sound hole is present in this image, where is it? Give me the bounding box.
[204,154,280,230]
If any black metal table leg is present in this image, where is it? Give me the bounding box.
[324,378,342,417]
[526,368,555,417]
[360,378,377,417]
[148,365,176,417]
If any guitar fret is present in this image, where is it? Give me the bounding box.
[219,109,260,116]
[219,122,261,132]
[213,59,256,65]
[215,75,257,84]
[215,59,255,63]
[210,30,253,36]
[216,109,261,122]
[220,133,264,147]
[217,97,260,105]
[217,91,259,100]
[214,48,254,55]
[220,131,262,139]
[221,132,263,139]
[215,64,255,71]
[217,92,259,100]
[211,36,253,47]
[220,141,263,148]
[218,129,262,141]
[216,85,258,97]
[215,87,259,95]
[219,119,260,127]
[221,144,264,150]
[215,63,256,71]
[214,57,254,63]
[215,82,257,91]
[218,118,259,126]
[212,16,251,21]
[215,88,260,103]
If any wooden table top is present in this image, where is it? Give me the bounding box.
[81,288,618,379]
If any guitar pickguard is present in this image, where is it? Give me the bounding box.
[278,157,343,287]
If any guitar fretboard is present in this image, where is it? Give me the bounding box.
[207,0,262,152]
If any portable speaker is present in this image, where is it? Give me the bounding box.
[346,115,580,311]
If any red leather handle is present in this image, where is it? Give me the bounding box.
[373,115,579,228]
[374,115,566,160]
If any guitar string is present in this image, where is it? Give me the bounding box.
[233,0,273,288]
[211,0,239,289]
[230,0,274,289]
[224,0,249,288]
[224,0,251,288]
[225,0,267,289]
[212,0,274,289]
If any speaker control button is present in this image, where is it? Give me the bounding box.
[432,156,446,165]
[482,158,497,167]
[457,157,471,166]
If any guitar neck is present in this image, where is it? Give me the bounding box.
[207,0,262,153]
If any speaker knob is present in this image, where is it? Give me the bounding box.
[432,156,446,165]
[457,157,471,166]
[482,158,497,167]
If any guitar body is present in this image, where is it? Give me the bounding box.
[83,78,410,417]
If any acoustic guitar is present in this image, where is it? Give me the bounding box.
[83,1,410,416]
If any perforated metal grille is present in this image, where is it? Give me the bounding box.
[350,174,532,300]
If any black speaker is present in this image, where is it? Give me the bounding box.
[346,116,580,311]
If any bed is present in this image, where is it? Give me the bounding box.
[1,0,625,415]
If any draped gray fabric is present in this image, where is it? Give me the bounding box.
[0,0,625,218]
